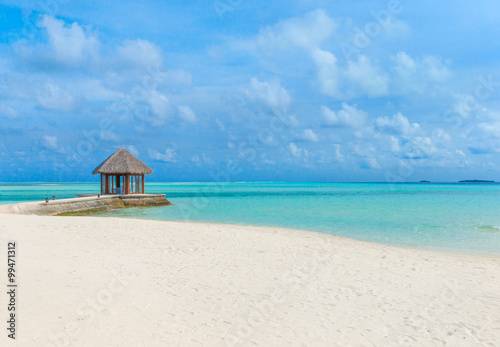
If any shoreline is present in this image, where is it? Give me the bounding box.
[2,199,499,257]
[0,213,499,345]
[95,214,500,258]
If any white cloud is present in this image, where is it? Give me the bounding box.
[353,143,382,169]
[246,11,396,100]
[359,157,381,169]
[393,52,417,78]
[345,55,389,97]
[289,143,308,158]
[162,69,193,87]
[241,13,450,101]
[39,15,99,65]
[0,103,21,119]
[301,129,319,142]
[78,79,123,101]
[117,39,163,68]
[477,121,500,138]
[215,119,226,131]
[125,145,139,157]
[313,53,389,98]
[392,52,452,93]
[247,77,291,112]
[254,10,336,51]
[403,136,441,159]
[201,153,214,165]
[384,18,411,39]
[42,135,58,151]
[451,94,479,121]
[310,49,452,100]
[312,49,340,97]
[147,90,170,116]
[177,105,197,123]
[37,81,78,111]
[432,128,452,144]
[422,55,452,81]
[390,136,401,154]
[148,147,177,162]
[375,112,417,136]
[134,90,172,126]
[100,131,120,142]
[322,103,366,128]
[332,144,344,162]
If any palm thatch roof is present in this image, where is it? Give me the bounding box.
[92,148,153,175]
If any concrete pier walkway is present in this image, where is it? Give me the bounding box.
[0,194,172,216]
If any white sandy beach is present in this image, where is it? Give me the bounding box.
[0,213,499,346]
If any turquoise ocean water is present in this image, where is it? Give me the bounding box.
[1,182,500,254]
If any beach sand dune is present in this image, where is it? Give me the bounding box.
[0,214,499,346]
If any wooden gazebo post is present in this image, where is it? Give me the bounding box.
[125,174,130,195]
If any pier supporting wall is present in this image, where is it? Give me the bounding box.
[0,194,172,216]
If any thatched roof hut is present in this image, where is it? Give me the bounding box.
[93,148,152,195]
[93,148,152,175]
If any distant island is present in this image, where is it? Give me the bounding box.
[458,180,495,183]
[419,180,431,183]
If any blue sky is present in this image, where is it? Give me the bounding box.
[1,0,500,182]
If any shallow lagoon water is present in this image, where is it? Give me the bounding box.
[1,182,500,254]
